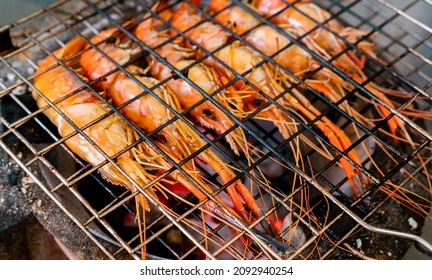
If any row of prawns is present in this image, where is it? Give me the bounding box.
[186,0,432,214]
[32,3,281,258]
[32,0,432,258]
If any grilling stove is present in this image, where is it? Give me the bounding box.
[0,0,431,260]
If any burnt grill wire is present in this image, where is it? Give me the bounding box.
[0,0,431,259]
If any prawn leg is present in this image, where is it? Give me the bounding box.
[283,82,366,192]
[199,149,277,235]
[352,74,403,142]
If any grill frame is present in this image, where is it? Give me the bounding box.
[0,0,431,260]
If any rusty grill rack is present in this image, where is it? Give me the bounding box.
[0,0,431,259]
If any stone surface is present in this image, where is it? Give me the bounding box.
[0,215,68,260]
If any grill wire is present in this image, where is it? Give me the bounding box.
[0,0,431,259]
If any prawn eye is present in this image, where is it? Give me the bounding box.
[158,134,167,143]
[151,133,167,144]
[107,36,116,44]
[202,108,212,116]
[253,98,262,106]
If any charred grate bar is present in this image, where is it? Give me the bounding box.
[0,0,431,260]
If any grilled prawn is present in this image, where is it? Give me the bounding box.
[206,2,349,102]
[135,14,247,156]
[108,74,274,228]
[205,0,432,201]
[32,36,157,211]
[170,2,366,194]
[33,35,248,248]
[79,26,272,230]
[169,3,297,141]
[253,0,424,141]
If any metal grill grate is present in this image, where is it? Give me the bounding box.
[0,0,431,260]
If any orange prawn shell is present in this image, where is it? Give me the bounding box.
[33,37,97,126]
[108,76,172,133]
[58,102,131,165]
[214,5,261,35]
[245,25,310,75]
[33,67,97,125]
[81,44,131,81]
[33,36,154,204]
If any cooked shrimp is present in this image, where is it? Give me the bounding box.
[171,2,366,194]
[195,0,432,231]
[34,36,252,261]
[79,23,273,231]
[79,22,144,90]
[224,0,431,200]
[254,0,376,67]
[107,74,272,228]
[33,36,158,211]
[210,0,431,174]
[80,17,248,157]
[135,15,247,156]
[171,3,297,140]
[253,0,420,143]
[207,2,353,117]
